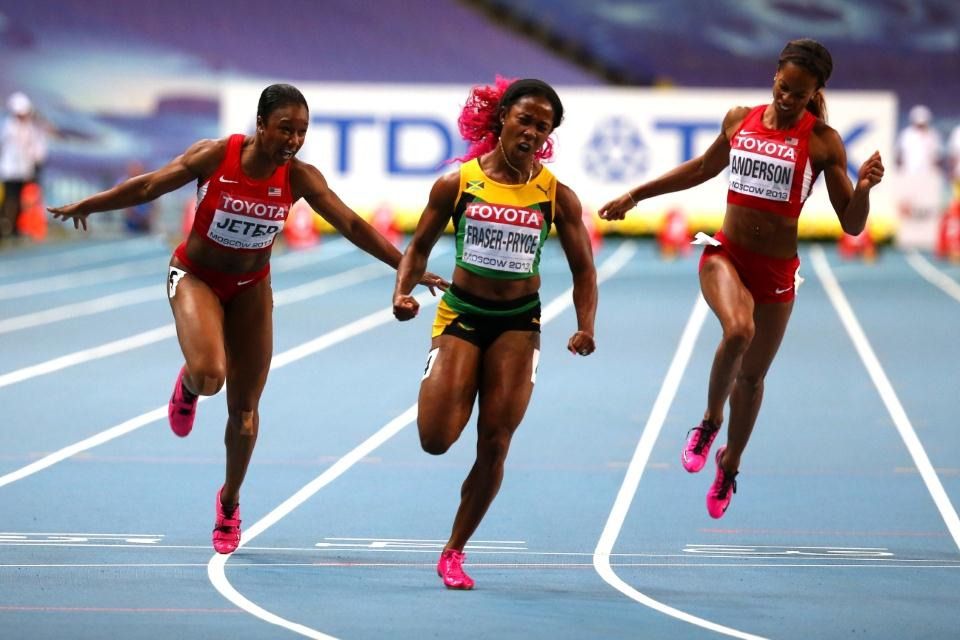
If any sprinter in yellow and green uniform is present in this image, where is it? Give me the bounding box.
[433,157,555,346]
[393,77,598,590]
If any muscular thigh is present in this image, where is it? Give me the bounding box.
[168,261,226,368]
[700,254,754,329]
[477,330,540,431]
[418,334,482,430]
[223,277,274,407]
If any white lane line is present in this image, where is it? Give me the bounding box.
[540,239,637,321]
[11,561,960,570]
[0,405,173,489]
[0,531,163,537]
[0,242,357,334]
[272,263,389,306]
[271,239,352,272]
[0,256,163,300]
[0,236,167,277]
[0,267,383,386]
[320,537,526,543]
[905,250,960,303]
[209,407,416,640]
[811,245,960,552]
[593,296,767,640]
[0,325,178,388]
[208,241,638,640]
[0,289,441,489]
[0,241,453,385]
[0,539,945,562]
[0,237,338,284]
[0,262,397,387]
[0,285,162,335]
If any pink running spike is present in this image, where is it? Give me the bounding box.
[681,420,719,473]
[168,366,198,437]
[212,487,241,554]
[706,446,738,519]
[436,548,474,590]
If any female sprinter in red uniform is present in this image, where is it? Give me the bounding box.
[393,78,598,589]
[49,84,446,553]
[600,39,884,518]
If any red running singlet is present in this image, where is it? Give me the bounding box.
[190,133,293,253]
[726,105,818,219]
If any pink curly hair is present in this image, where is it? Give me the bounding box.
[453,75,556,163]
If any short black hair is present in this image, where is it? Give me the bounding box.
[497,79,564,130]
[257,84,308,121]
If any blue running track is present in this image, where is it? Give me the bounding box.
[1,234,958,639]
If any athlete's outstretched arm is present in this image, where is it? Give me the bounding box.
[599,106,748,221]
[295,162,405,267]
[48,139,223,230]
[294,162,449,292]
[393,173,458,321]
[554,183,597,356]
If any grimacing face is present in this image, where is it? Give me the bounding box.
[258,103,309,164]
[500,95,555,159]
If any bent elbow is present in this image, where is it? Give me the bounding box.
[138,177,164,203]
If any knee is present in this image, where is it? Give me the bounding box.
[476,430,513,465]
[199,374,226,396]
[227,409,258,436]
[420,432,453,456]
[417,410,469,456]
[736,371,765,393]
[722,317,755,354]
[187,365,226,396]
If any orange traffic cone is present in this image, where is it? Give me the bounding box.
[283,200,319,250]
[658,207,691,259]
[372,202,401,247]
[581,207,602,254]
[936,200,960,263]
[838,228,876,262]
[17,182,47,241]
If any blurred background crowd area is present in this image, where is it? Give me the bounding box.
[1,0,958,258]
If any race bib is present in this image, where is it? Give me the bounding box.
[728,134,797,203]
[460,202,542,274]
[207,192,288,250]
